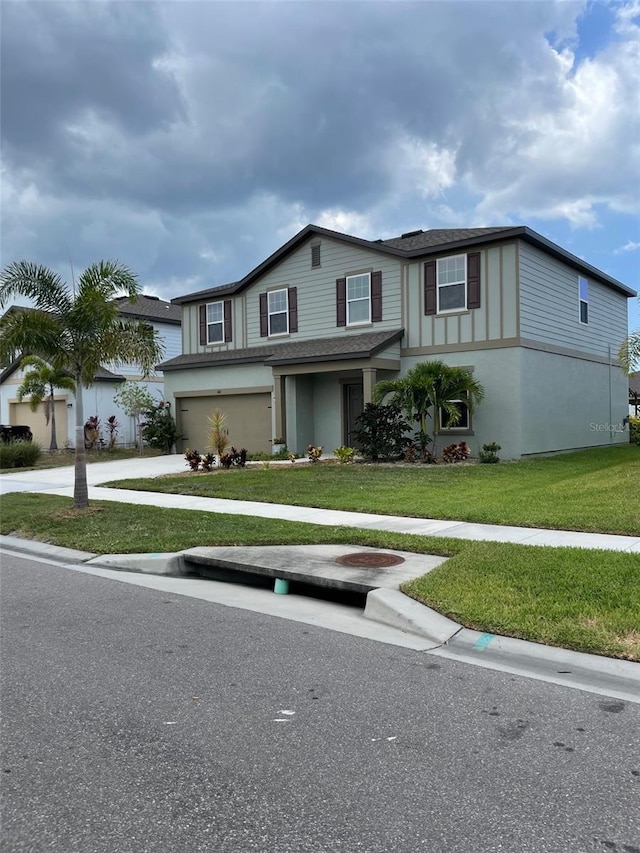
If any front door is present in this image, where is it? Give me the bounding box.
[343,383,364,448]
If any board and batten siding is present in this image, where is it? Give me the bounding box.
[519,242,628,359]
[403,243,518,350]
[182,295,246,355]
[244,237,402,347]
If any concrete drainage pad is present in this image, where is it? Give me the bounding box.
[182,544,447,594]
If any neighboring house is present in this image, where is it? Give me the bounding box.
[0,295,181,447]
[630,372,640,417]
[158,225,635,459]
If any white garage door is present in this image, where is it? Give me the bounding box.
[177,394,272,455]
[9,400,69,449]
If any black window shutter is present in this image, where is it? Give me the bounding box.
[288,287,298,333]
[336,278,346,326]
[371,271,382,322]
[424,262,436,315]
[467,252,481,309]
[259,293,268,337]
[224,300,232,342]
[199,305,207,345]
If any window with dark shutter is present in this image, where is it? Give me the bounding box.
[336,278,347,326]
[224,300,232,342]
[371,271,382,323]
[424,261,437,315]
[199,305,207,344]
[259,293,268,337]
[311,244,321,268]
[466,252,481,310]
[288,287,298,333]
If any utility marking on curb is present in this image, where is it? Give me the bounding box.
[473,633,495,651]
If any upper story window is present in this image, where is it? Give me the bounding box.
[311,244,321,268]
[268,288,289,335]
[347,273,371,325]
[199,300,232,346]
[206,301,224,343]
[336,272,382,327]
[437,255,467,312]
[259,287,297,337]
[424,253,481,316]
[579,277,589,324]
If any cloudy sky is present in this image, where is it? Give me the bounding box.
[1,0,638,331]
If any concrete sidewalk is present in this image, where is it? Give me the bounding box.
[2,454,639,551]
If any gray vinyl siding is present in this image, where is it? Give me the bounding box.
[403,242,518,349]
[519,242,628,358]
[245,237,402,346]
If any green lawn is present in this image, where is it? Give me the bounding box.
[2,493,639,661]
[107,445,640,536]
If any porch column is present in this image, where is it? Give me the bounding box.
[273,374,286,442]
[362,367,377,404]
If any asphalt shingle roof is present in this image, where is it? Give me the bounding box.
[113,294,181,324]
[380,227,516,252]
[158,329,404,371]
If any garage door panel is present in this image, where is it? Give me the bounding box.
[178,394,271,455]
[9,400,68,448]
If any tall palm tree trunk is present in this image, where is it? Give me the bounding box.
[48,387,58,451]
[73,379,89,509]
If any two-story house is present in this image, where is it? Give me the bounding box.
[159,225,635,459]
[0,295,182,447]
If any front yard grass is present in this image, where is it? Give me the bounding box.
[0,446,162,474]
[107,445,640,536]
[2,493,639,661]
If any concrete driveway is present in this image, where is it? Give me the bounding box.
[0,454,186,495]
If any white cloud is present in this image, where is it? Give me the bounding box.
[615,240,640,254]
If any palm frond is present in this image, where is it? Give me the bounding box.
[0,262,71,314]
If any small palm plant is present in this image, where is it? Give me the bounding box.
[16,356,75,451]
[207,409,229,457]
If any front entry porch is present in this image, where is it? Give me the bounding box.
[272,359,400,455]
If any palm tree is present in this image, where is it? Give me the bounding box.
[16,356,76,451]
[373,360,485,456]
[0,260,164,508]
[619,301,639,375]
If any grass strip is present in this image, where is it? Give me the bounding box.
[105,445,640,536]
[2,493,639,661]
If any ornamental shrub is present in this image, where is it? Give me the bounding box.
[479,441,502,463]
[629,417,640,446]
[0,439,42,468]
[353,403,410,461]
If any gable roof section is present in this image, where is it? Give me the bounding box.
[174,224,635,304]
[113,294,181,325]
[158,328,404,372]
[0,358,125,385]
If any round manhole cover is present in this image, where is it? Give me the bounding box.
[335,552,405,568]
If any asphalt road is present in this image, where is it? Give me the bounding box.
[1,552,639,853]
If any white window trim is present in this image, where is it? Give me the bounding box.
[439,398,470,432]
[206,301,224,344]
[268,288,289,337]
[578,276,589,325]
[346,272,371,326]
[437,254,467,314]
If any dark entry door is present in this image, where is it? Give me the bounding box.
[343,383,364,447]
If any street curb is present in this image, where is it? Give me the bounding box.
[86,552,187,576]
[0,535,97,563]
[3,536,639,700]
[364,588,461,647]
